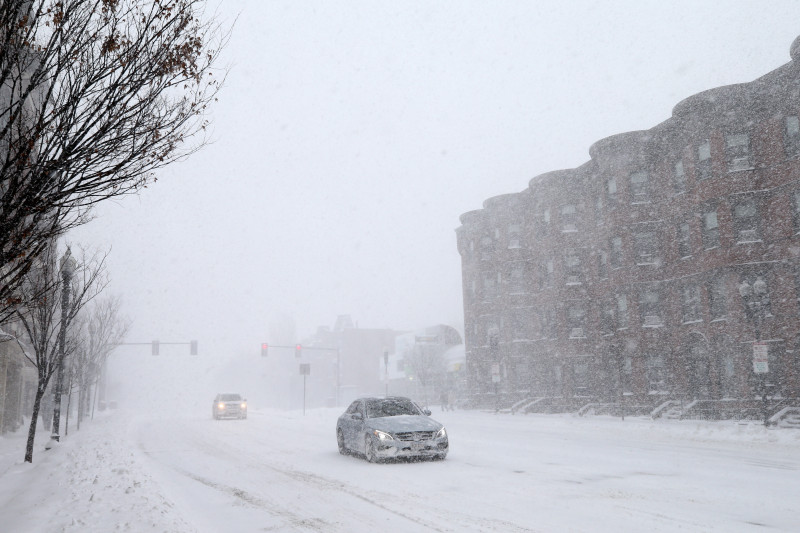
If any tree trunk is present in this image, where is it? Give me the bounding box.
[25,388,46,463]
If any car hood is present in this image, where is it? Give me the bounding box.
[366,415,443,434]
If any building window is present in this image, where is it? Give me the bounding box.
[702,209,719,249]
[732,198,760,243]
[610,236,623,268]
[509,264,525,293]
[709,275,727,320]
[597,251,608,279]
[573,361,589,394]
[539,259,553,290]
[510,312,526,339]
[616,293,629,329]
[607,176,618,206]
[677,221,691,258]
[566,302,587,338]
[740,274,772,317]
[543,307,557,339]
[673,159,687,194]
[507,224,521,249]
[725,132,752,172]
[561,204,577,232]
[480,236,493,260]
[646,353,668,393]
[639,286,662,327]
[543,208,550,225]
[681,283,702,323]
[621,356,633,394]
[785,115,800,157]
[564,250,582,285]
[600,300,615,336]
[633,230,658,265]
[630,171,650,203]
[697,140,712,181]
[482,272,496,298]
[718,352,736,398]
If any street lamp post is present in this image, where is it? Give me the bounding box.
[51,249,76,443]
[739,277,771,427]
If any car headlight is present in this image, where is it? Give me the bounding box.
[373,429,394,441]
[241,403,247,409]
[217,403,225,409]
[435,427,447,439]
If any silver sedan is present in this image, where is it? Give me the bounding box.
[336,396,448,462]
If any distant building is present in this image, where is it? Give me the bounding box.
[456,36,800,417]
[386,324,464,405]
[0,323,37,434]
[302,315,402,407]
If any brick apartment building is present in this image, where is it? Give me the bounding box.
[456,36,800,418]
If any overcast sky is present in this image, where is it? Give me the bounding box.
[72,0,800,358]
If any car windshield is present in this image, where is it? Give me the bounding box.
[365,398,420,418]
[220,394,241,401]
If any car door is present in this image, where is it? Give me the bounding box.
[341,400,365,449]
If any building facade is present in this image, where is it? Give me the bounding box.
[457,36,800,417]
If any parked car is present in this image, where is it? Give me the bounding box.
[212,393,247,420]
[336,396,448,462]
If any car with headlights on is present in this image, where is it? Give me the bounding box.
[212,393,247,420]
[336,396,448,462]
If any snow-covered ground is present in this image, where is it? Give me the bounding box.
[1,405,799,532]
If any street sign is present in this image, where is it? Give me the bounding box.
[299,363,311,375]
[491,363,501,383]
[752,342,769,374]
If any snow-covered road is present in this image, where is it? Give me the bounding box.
[2,406,799,532]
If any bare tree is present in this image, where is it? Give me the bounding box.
[66,294,129,431]
[14,243,109,462]
[1,0,227,322]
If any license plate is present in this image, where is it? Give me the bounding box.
[411,442,428,451]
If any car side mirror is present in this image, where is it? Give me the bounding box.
[423,409,431,416]
[352,413,363,420]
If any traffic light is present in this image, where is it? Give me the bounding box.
[151,340,160,356]
[295,344,302,358]
[261,343,268,357]
[190,340,198,355]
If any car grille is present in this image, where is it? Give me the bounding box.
[395,431,436,442]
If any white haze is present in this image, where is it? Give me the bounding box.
[71,1,800,371]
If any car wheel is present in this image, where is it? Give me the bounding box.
[364,435,378,463]
[337,428,347,455]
